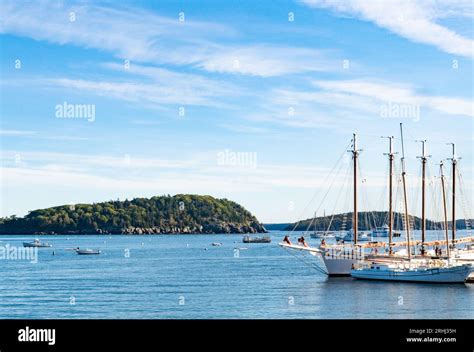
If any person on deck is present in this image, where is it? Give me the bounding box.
[297,236,308,247]
[283,235,291,245]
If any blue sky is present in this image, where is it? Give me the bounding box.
[1,0,473,223]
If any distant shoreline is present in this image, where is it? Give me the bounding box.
[0,230,268,236]
[0,195,267,236]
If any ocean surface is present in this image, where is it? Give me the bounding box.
[0,231,472,319]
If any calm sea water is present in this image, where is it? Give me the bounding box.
[0,231,472,319]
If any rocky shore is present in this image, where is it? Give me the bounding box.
[32,221,267,235]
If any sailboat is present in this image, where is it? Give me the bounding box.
[280,125,474,278]
[281,132,399,275]
[351,125,474,283]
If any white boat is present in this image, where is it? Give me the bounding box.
[279,128,474,277]
[340,229,371,242]
[372,224,389,237]
[75,248,101,255]
[310,231,335,239]
[452,244,474,263]
[321,250,362,276]
[243,236,271,243]
[23,239,52,248]
[351,261,474,283]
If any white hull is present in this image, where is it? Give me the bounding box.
[322,256,357,276]
[452,250,474,262]
[371,232,389,237]
[351,264,473,283]
[76,249,101,255]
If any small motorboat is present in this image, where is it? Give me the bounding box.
[339,230,372,242]
[310,231,335,239]
[243,236,271,243]
[211,242,222,247]
[371,224,389,237]
[75,248,101,255]
[358,231,373,242]
[23,239,52,248]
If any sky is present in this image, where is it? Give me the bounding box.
[0,0,473,224]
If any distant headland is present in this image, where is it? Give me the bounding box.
[265,212,472,232]
[0,195,267,235]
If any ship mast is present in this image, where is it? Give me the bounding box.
[314,211,317,233]
[349,133,361,244]
[440,161,450,258]
[417,140,429,255]
[382,136,395,254]
[447,143,457,246]
[399,124,411,259]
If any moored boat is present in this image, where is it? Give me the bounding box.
[341,229,372,242]
[351,261,474,283]
[243,235,271,243]
[75,248,101,255]
[279,126,474,277]
[372,224,389,237]
[23,239,52,248]
[310,231,335,239]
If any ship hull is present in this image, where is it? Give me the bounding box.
[321,256,357,276]
[351,265,473,283]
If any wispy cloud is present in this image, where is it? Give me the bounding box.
[0,1,233,62]
[0,129,88,141]
[193,45,340,77]
[301,0,474,58]
[247,78,473,129]
[44,76,234,109]
[1,1,341,77]
[0,129,37,136]
[1,150,351,191]
[218,123,268,134]
[313,80,474,117]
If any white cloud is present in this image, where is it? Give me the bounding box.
[0,150,352,191]
[194,45,339,77]
[44,76,234,108]
[218,123,267,134]
[0,130,90,141]
[246,78,473,130]
[0,1,340,77]
[0,1,232,63]
[301,0,474,58]
[312,80,474,117]
[0,130,37,136]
